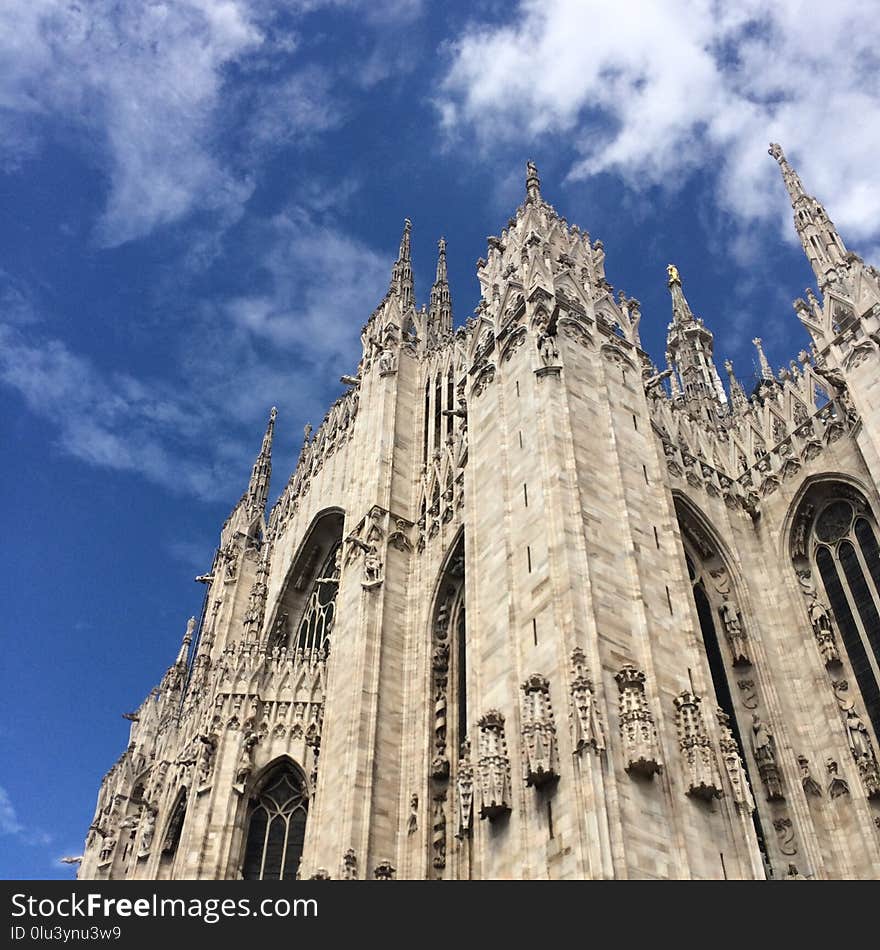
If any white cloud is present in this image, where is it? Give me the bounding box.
[0,0,420,246]
[438,0,880,249]
[0,787,23,836]
[0,206,394,502]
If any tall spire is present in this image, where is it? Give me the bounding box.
[429,236,452,333]
[724,359,749,412]
[390,218,414,309]
[245,407,276,518]
[752,337,775,382]
[526,160,541,203]
[665,265,727,412]
[768,143,847,284]
[176,617,196,666]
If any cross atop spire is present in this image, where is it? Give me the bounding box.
[245,407,276,518]
[526,160,541,203]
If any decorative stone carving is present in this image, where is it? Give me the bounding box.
[737,679,758,709]
[773,817,797,855]
[407,793,418,835]
[137,807,156,858]
[719,600,750,666]
[750,714,785,801]
[826,759,850,799]
[807,598,841,667]
[570,648,605,754]
[674,691,722,800]
[521,674,559,786]
[456,739,474,838]
[432,793,447,870]
[99,832,117,866]
[310,869,331,880]
[537,330,559,366]
[373,860,396,880]
[614,665,662,778]
[717,709,755,812]
[797,755,822,797]
[477,710,512,820]
[197,733,217,787]
[234,732,258,787]
[842,706,880,799]
[342,849,357,880]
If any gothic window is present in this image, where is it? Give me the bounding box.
[161,789,187,856]
[806,497,880,739]
[243,765,308,881]
[295,542,341,660]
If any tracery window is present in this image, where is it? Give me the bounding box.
[294,542,341,661]
[242,765,308,881]
[806,496,880,739]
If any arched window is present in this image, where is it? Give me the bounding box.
[242,764,308,881]
[794,489,880,740]
[294,542,341,661]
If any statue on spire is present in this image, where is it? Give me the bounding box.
[526,160,541,203]
[667,264,681,286]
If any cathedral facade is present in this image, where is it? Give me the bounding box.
[79,148,880,880]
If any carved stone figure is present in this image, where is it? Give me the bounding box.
[432,794,447,870]
[373,860,396,880]
[378,348,396,374]
[570,648,605,754]
[520,673,559,786]
[342,849,357,880]
[844,706,872,759]
[615,665,662,778]
[235,733,258,786]
[674,691,722,800]
[808,599,840,667]
[137,809,156,858]
[477,711,512,819]
[363,543,383,586]
[99,834,116,865]
[406,794,418,836]
[750,714,785,801]
[826,759,850,799]
[717,709,755,812]
[719,600,750,666]
[797,755,822,797]
[198,733,217,786]
[537,331,559,366]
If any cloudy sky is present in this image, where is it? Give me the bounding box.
[2,0,879,878]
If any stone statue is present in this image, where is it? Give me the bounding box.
[99,833,116,865]
[137,809,156,858]
[720,600,750,665]
[407,794,418,835]
[808,599,840,666]
[235,733,258,786]
[378,348,395,374]
[751,713,784,801]
[537,331,559,366]
[844,707,872,759]
[363,544,382,585]
[667,263,681,285]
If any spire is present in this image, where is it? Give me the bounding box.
[768,143,847,284]
[526,160,541,203]
[242,544,270,643]
[752,337,774,381]
[665,265,727,412]
[390,218,414,309]
[176,617,196,666]
[724,359,749,412]
[245,407,276,518]
[429,236,452,333]
[667,263,695,324]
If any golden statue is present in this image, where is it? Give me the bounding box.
[667,264,681,285]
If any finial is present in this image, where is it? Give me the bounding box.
[526,160,541,202]
[667,263,681,286]
[176,617,196,665]
[768,142,784,162]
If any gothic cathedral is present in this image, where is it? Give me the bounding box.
[79,148,880,880]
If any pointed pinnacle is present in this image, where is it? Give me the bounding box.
[752,337,774,381]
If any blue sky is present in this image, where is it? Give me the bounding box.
[2,0,880,879]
